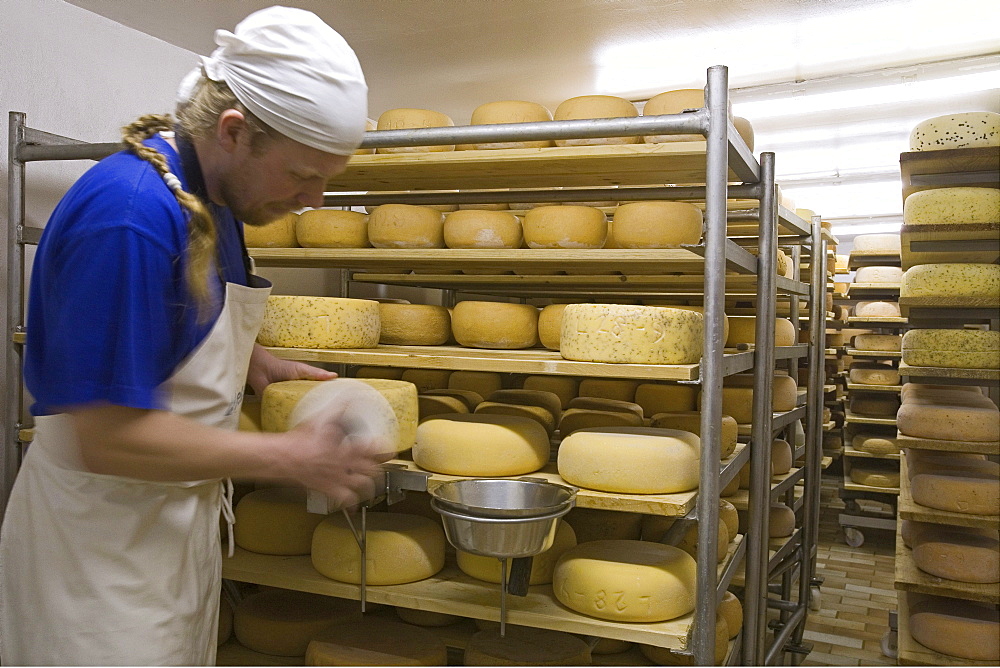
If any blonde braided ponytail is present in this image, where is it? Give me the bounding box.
[120,114,219,321]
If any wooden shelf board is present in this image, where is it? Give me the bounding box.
[18,428,34,443]
[845,349,902,360]
[898,459,1000,530]
[843,446,901,461]
[899,145,1000,199]
[896,432,999,456]
[900,221,1000,268]
[846,317,908,328]
[723,468,803,511]
[899,295,1000,313]
[845,283,901,298]
[11,331,25,345]
[821,456,834,470]
[846,383,902,393]
[848,251,901,270]
[843,411,897,427]
[896,592,1000,666]
[894,526,1000,604]
[898,363,1000,383]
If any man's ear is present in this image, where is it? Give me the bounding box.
[216,109,248,153]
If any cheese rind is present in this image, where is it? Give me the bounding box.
[443,210,523,249]
[257,296,380,349]
[243,213,299,248]
[897,401,999,442]
[853,234,901,254]
[854,301,901,318]
[475,401,556,435]
[634,383,698,414]
[394,607,461,627]
[649,411,738,460]
[470,100,554,149]
[850,464,900,489]
[558,408,644,436]
[305,618,448,666]
[852,433,900,456]
[560,304,704,364]
[908,111,1000,151]
[452,301,539,349]
[378,303,451,345]
[580,378,642,403]
[522,375,579,409]
[853,266,903,283]
[400,368,452,393]
[449,370,503,397]
[234,589,361,657]
[611,201,702,248]
[726,316,796,347]
[908,594,1000,661]
[853,334,902,352]
[911,526,1000,583]
[901,329,1000,369]
[564,507,642,543]
[233,487,324,555]
[903,187,1000,225]
[553,95,640,146]
[413,414,550,476]
[295,209,369,248]
[522,206,607,249]
[901,263,1000,301]
[537,303,570,351]
[368,204,445,248]
[849,363,900,386]
[376,108,455,153]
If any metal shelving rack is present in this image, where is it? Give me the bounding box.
[5,65,827,666]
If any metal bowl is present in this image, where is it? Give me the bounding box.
[429,479,577,519]
[430,499,572,558]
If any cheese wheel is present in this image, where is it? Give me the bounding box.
[580,378,642,403]
[911,469,1000,516]
[715,374,797,424]
[849,394,900,417]
[849,463,900,488]
[852,433,900,456]
[560,304,703,364]
[726,317,796,347]
[489,389,563,421]
[854,301,901,318]
[557,427,699,494]
[902,329,1000,369]
[419,394,469,420]
[558,408,644,436]
[522,206,607,249]
[567,396,643,419]
[457,520,577,585]
[640,516,729,563]
[771,439,792,477]
[452,301,539,349]
[312,512,445,585]
[538,304,570,350]
[641,89,706,142]
[770,504,795,537]
[853,234,901,254]
[243,213,299,248]
[475,401,556,435]
[733,116,755,151]
[234,589,361,657]
[233,487,325,555]
[367,204,445,248]
[394,607,461,627]
[413,414,549,476]
[470,100,554,149]
[553,95,639,147]
[903,187,1000,225]
[554,540,696,622]
[306,618,448,666]
[849,363,900,386]
[443,210,523,249]
[378,303,451,345]
[853,334,901,352]
[464,627,592,666]
[649,412,738,460]
[522,375,579,409]
[853,266,903,284]
[400,368,452,393]
[611,202,702,248]
[908,111,1000,151]
[901,263,1000,301]
[449,370,503,397]
[355,366,405,380]
[239,398,263,432]
[376,108,455,153]
[795,208,816,223]
[719,387,754,424]
[655,305,729,343]
[911,526,1000,583]
[420,388,483,411]
[295,209,369,248]
[257,296,379,349]
[908,594,1000,661]
[897,402,999,442]
[634,383,698,414]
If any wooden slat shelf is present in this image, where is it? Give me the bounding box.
[267,345,755,382]
[900,221,1000,268]
[843,446,900,461]
[899,295,1000,315]
[841,480,899,495]
[898,363,1000,383]
[895,526,1000,604]
[896,432,1000,456]
[845,283,901,298]
[848,250,901,270]
[845,349,902,360]
[846,316,908,328]
[896,592,1000,667]
[898,459,1000,530]
[899,145,1000,200]
[843,411,897,427]
[325,142,744,192]
[821,456,833,470]
[221,536,744,652]
[846,383,902,393]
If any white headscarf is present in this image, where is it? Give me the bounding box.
[177,5,368,156]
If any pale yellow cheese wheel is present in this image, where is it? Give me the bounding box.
[367,204,445,248]
[418,394,469,420]
[564,507,642,543]
[903,187,1000,225]
[557,427,700,494]
[901,263,1000,301]
[771,439,792,477]
[580,378,642,403]
[897,401,999,442]
[634,383,698,414]
[560,304,703,364]
[849,363,900,386]
[522,206,607,249]
[378,303,451,345]
[312,512,445,585]
[726,316,796,347]
[853,233,901,254]
[257,296,379,349]
[642,88,705,143]
[413,413,550,476]
[854,265,903,283]
[553,95,639,146]
[470,100,554,149]
[611,202,702,248]
[911,525,1000,583]
[394,607,461,627]
[400,368,452,393]
[233,487,325,556]
[908,594,1000,661]
[770,504,795,538]
[854,301,902,318]
[853,333,901,352]
[464,627,593,666]
[295,209,369,248]
[457,520,577,585]
[475,401,555,435]
[714,373,797,424]
[558,407,644,436]
[443,210,522,248]
[239,398,263,432]
[376,108,455,153]
[234,589,361,656]
[243,213,299,248]
[567,396,643,420]
[850,464,900,489]
[421,388,484,411]
[733,116,755,151]
[640,516,729,563]
[909,111,1000,151]
[852,433,900,456]
[649,411,738,460]
[489,388,563,421]
[522,375,579,409]
[538,303,570,350]
[910,470,999,516]
[902,329,1000,369]
[452,301,539,349]
[305,618,448,665]
[553,540,697,622]
[449,370,503,397]
[653,305,728,343]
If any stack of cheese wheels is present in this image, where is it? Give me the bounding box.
[257,296,380,349]
[522,206,607,248]
[610,201,702,248]
[854,300,902,318]
[464,627,593,666]
[903,186,1000,225]
[306,618,448,666]
[568,396,643,420]
[849,459,900,488]
[232,487,325,555]
[557,426,699,494]
[726,316,796,347]
[559,304,703,364]
[378,303,451,345]
[367,204,445,248]
[650,411,738,459]
[476,403,556,435]
[908,111,1000,151]
[901,263,1000,302]
[449,370,503,397]
[906,592,1000,661]
[295,209,369,248]
[537,303,571,350]
[906,449,999,516]
[260,378,418,453]
[243,212,299,248]
[312,511,446,584]
[909,523,1000,584]
[522,375,578,409]
[442,210,522,248]
[419,393,470,421]
[897,383,999,443]
[486,388,563,422]
[853,265,903,284]
[552,94,639,146]
[376,108,455,153]
[233,589,361,657]
[401,368,452,392]
[852,233,901,256]
[413,414,549,476]
[421,388,483,411]
[457,519,577,585]
[714,373,797,425]
[634,382,698,414]
[469,100,554,149]
[901,329,1000,369]
[451,301,539,349]
[553,540,697,622]
[558,405,643,436]
[564,507,642,542]
[852,333,902,352]
[849,362,900,386]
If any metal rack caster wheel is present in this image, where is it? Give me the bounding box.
[809,585,822,612]
[881,629,898,659]
[844,527,864,548]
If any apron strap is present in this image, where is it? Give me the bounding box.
[220,478,237,558]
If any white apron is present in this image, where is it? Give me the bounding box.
[0,279,270,666]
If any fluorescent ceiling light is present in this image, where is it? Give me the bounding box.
[830,220,903,236]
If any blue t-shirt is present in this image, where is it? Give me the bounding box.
[25,134,253,415]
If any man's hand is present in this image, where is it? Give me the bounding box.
[247,343,336,394]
